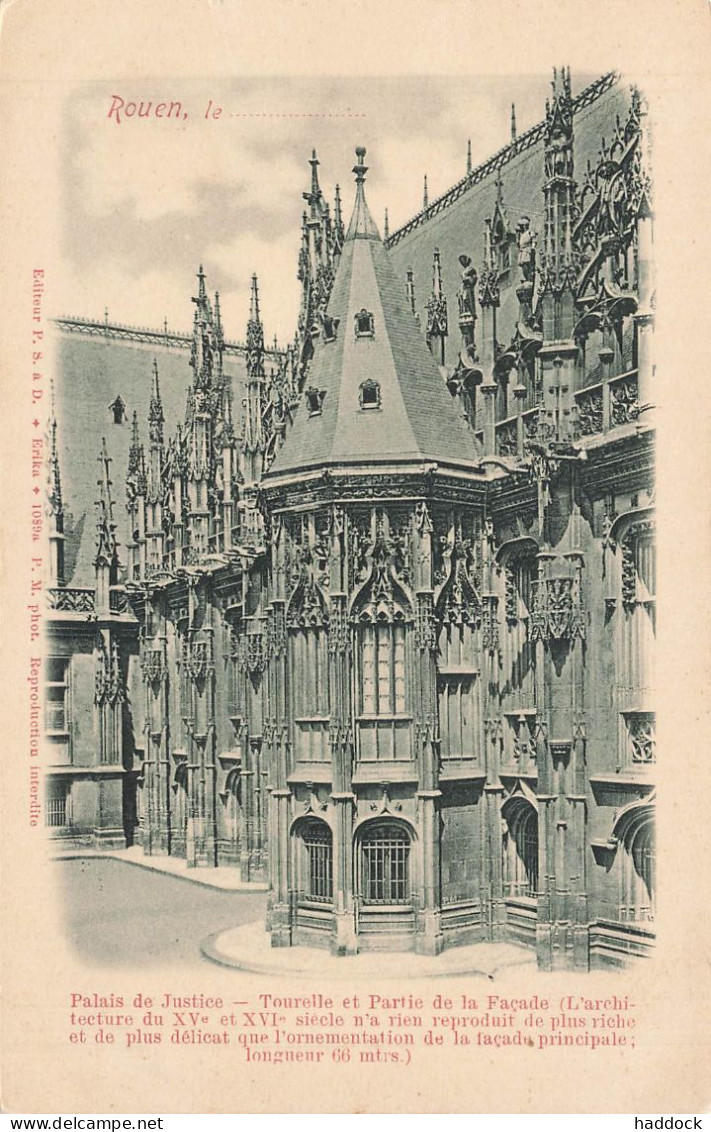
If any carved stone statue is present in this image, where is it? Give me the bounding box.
[516,216,537,283]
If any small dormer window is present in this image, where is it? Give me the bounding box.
[109,395,126,424]
[321,313,339,343]
[354,309,375,338]
[359,380,381,410]
[305,387,326,416]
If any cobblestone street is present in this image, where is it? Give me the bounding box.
[56,857,267,968]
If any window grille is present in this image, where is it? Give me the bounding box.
[45,780,69,828]
[301,822,333,903]
[360,823,411,904]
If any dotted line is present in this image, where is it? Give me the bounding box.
[230,112,367,118]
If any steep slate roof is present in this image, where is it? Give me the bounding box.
[266,150,480,478]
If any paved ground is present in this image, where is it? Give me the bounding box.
[203,921,536,980]
[55,857,267,968]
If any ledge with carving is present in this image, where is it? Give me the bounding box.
[578,427,654,497]
[260,463,489,511]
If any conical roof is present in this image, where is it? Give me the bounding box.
[265,148,480,478]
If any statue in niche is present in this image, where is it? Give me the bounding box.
[516,216,537,283]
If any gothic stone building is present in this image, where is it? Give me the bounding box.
[45,70,655,970]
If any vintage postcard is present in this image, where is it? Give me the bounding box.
[1,0,709,1116]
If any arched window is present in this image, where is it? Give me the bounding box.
[358,821,411,905]
[297,819,333,904]
[617,807,655,923]
[502,797,538,898]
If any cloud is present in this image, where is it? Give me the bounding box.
[59,74,556,342]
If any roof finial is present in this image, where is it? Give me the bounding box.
[197,264,206,301]
[511,103,517,143]
[467,139,472,176]
[353,146,368,185]
[334,183,343,226]
[345,148,380,241]
[423,174,429,211]
[384,207,390,241]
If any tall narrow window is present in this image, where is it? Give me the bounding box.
[359,822,411,904]
[502,798,538,898]
[361,620,406,716]
[298,819,333,903]
[618,809,655,923]
[45,658,69,733]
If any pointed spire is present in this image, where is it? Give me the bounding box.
[511,103,517,143]
[304,149,323,212]
[426,247,448,364]
[46,381,63,521]
[467,140,472,176]
[45,383,65,585]
[345,147,380,242]
[250,273,261,324]
[126,410,146,504]
[423,174,429,211]
[246,273,265,374]
[190,264,213,390]
[334,183,343,228]
[95,437,118,568]
[214,291,224,348]
[383,207,390,241]
[149,358,164,445]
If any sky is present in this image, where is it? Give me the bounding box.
[59,73,586,347]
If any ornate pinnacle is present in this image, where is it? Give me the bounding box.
[46,382,63,521]
[95,437,118,566]
[334,183,342,227]
[384,207,389,241]
[511,103,517,143]
[467,140,472,176]
[423,174,429,211]
[197,263,206,302]
[149,358,164,445]
[214,291,224,344]
[126,411,146,503]
[246,274,264,367]
[249,273,261,324]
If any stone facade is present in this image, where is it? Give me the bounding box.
[45,69,655,970]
